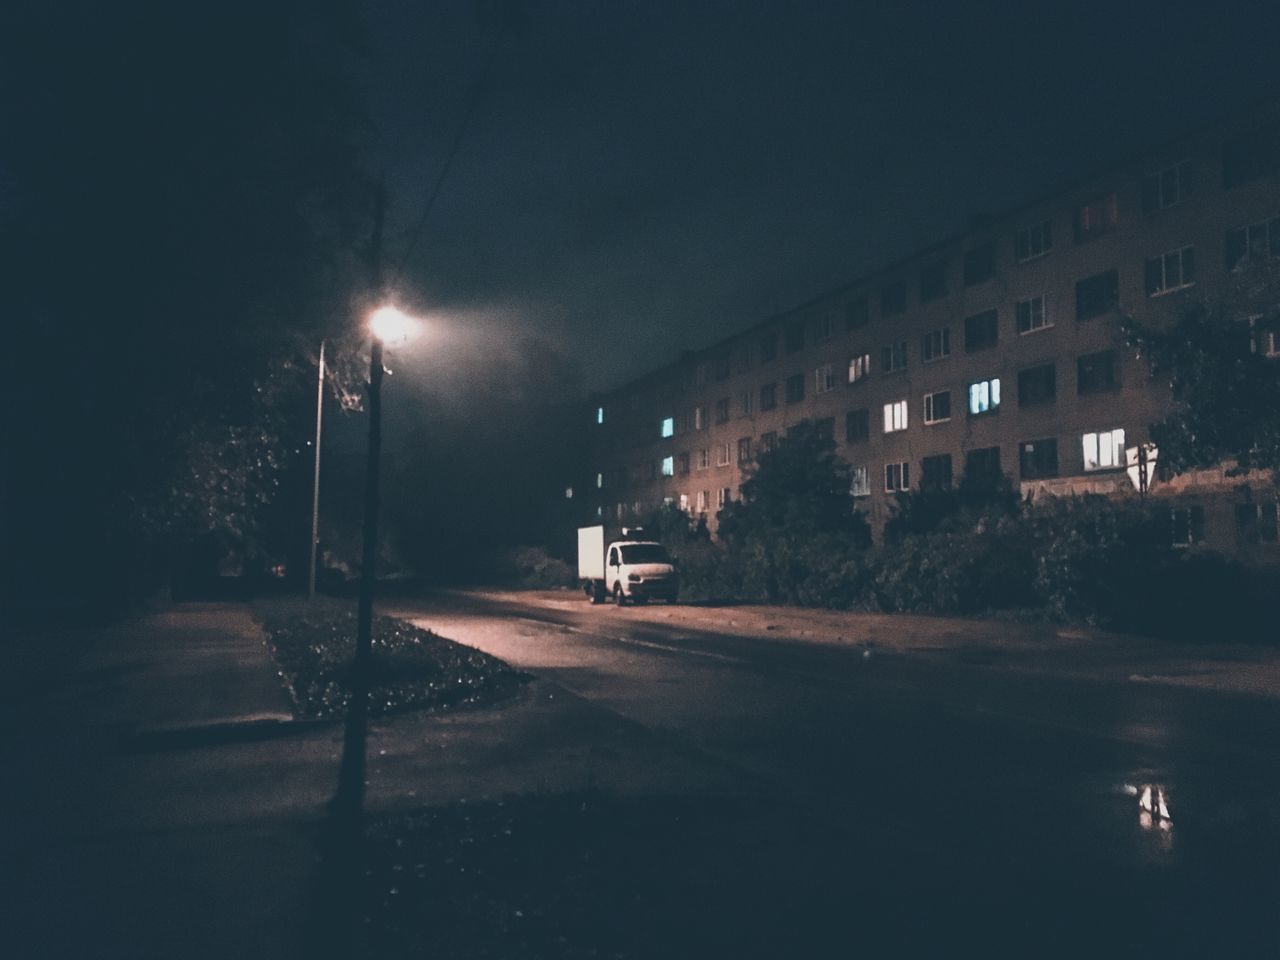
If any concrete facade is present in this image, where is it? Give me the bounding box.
[582,103,1280,559]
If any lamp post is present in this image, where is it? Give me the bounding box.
[308,339,325,601]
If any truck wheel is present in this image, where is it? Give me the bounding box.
[589,582,604,605]
[613,583,627,606]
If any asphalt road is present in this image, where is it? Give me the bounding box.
[394,590,1280,957]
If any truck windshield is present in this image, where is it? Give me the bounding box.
[620,543,669,564]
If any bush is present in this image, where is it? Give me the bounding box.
[495,545,576,589]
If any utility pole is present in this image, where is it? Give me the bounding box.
[308,339,325,600]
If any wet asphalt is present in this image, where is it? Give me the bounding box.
[395,591,1280,957]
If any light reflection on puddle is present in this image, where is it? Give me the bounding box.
[1118,782,1174,852]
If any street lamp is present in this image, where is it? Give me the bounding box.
[333,303,421,823]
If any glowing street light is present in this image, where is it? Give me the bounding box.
[368,305,422,346]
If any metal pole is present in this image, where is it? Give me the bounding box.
[308,339,325,600]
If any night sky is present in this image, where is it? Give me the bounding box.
[362,0,1280,392]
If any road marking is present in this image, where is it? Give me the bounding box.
[612,635,745,664]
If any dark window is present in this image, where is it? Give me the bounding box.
[1222,124,1280,189]
[1017,363,1056,406]
[1075,269,1119,320]
[921,453,953,492]
[1077,350,1119,394]
[1074,193,1118,242]
[880,280,907,317]
[964,446,1003,485]
[760,431,778,454]
[784,373,805,404]
[881,341,908,372]
[759,331,778,363]
[845,408,870,443]
[785,320,805,354]
[963,242,996,286]
[923,390,951,423]
[845,296,870,331]
[1018,438,1059,479]
[921,327,950,361]
[1170,505,1206,546]
[964,309,999,352]
[713,353,731,380]
[1142,161,1194,212]
[759,382,777,411]
[676,452,690,475]
[1225,217,1279,270]
[715,397,730,424]
[920,261,948,302]
[1015,220,1053,262]
[1236,500,1279,544]
[1145,247,1196,295]
[737,437,752,464]
[815,417,835,442]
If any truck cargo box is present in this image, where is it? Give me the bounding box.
[577,525,605,580]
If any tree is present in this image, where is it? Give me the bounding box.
[1124,257,1280,481]
[717,422,870,605]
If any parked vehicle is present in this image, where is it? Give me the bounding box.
[577,525,679,605]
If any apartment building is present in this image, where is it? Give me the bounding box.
[583,103,1280,559]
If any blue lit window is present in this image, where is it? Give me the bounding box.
[968,378,1001,415]
[661,416,675,438]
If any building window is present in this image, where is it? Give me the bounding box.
[846,408,870,443]
[815,312,833,342]
[1226,217,1279,270]
[661,416,675,438]
[1222,124,1280,189]
[964,309,998,352]
[735,344,754,374]
[677,453,690,475]
[921,453,953,491]
[965,446,1002,484]
[923,390,951,424]
[596,471,604,489]
[696,448,710,471]
[884,461,911,492]
[694,406,706,431]
[848,353,872,384]
[759,331,778,364]
[785,373,805,404]
[1142,160,1193,212]
[1236,499,1279,544]
[759,383,777,411]
[596,406,605,424]
[1076,269,1120,320]
[760,431,778,454]
[712,353,731,381]
[846,296,870,331]
[716,442,731,467]
[718,487,732,509]
[1145,246,1196,296]
[968,378,1001,415]
[920,260,948,302]
[1015,219,1053,262]
[678,493,690,512]
[1017,363,1056,406]
[815,363,835,395]
[738,389,754,418]
[1016,295,1050,334]
[661,456,674,477]
[880,280,907,317]
[1077,350,1119,394]
[850,465,871,497]
[1082,428,1125,471]
[921,327,950,362]
[648,461,658,481]
[815,417,835,442]
[880,341,908,374]
[883,399,908,433]
[696,490,709,513]
[1170,506,1206,547]
[715,397,731,424]
[785,320,805,354]
[737,437,752,464]
[1018,438,1058,479]
[1252,316,1280,357]
[963,242,996,286]
[1074,193,1118,243]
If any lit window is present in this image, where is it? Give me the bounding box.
[596,472,604,488]
[968,378,1001,415]
[1016,295,1050,334]
[850,465,871,497]
[815,363,835,394]
[596,406,605,424]
[1015,219,1053,262]
[661,416,675,438]
[848,353,872,383]
[1082,428,1125,471]
[1145,246,1196,296]
[923,390,951,424]
[884,461,910,492]
[696,490,709,513]
[883,400,908,433]
[679,493,690,512]
[694,406,706,430]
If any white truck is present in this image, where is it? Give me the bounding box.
[577,525,679,605]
